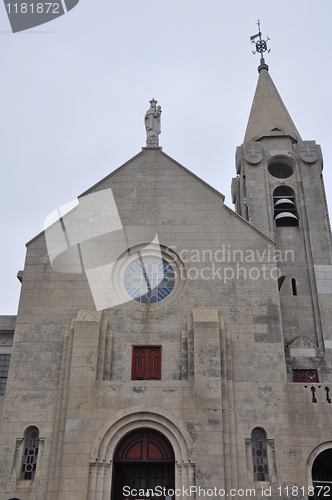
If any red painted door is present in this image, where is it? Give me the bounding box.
[112,429,175,500]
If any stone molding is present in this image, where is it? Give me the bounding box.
[88,405,196,500]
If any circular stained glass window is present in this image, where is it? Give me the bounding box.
[124,256,175,304]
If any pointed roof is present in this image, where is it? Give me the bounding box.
[244,60,301,142]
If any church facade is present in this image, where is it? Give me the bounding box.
[0,59,331,500]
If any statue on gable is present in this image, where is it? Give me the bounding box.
[145,99,162,147]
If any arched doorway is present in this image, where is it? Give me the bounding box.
[312,448,332,498]
[112,428,175,500]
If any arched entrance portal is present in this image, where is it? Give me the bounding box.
[112,428,175,500]
[312,448,332,498]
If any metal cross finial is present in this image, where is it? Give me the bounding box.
[250,19,271,56]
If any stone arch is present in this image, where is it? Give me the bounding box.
[88,405,196,500]
[306,441,332,487]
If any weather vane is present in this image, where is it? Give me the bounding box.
[250,20,271,56]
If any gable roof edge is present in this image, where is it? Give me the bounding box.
[223,204,276,245]
[78,150,146,198]
[159,151,225,202]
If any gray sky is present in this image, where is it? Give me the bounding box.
[1,0,332,315]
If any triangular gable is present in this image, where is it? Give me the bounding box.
[79,148,225,202]
[26,148,275,247]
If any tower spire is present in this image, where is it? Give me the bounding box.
[245,22,300,141]
[244,68,301,142]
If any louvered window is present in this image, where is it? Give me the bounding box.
[273,186,299,227]
[132,346,161,380]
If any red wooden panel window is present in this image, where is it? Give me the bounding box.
[292,369,319,383]
[132,346,161,380]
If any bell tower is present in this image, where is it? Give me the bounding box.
[232,27,332,379]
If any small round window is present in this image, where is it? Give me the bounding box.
[268,156,294,179]
[124,256,175,304]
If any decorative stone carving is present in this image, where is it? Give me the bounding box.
[145,99,162,147]
[298,140,319,164]
[244,142,263,165]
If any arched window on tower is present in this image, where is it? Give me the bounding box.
[20,427,39,480]
[273,186,299,227]
[251,428,269,482]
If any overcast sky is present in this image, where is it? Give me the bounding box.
[1,0,332,315]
